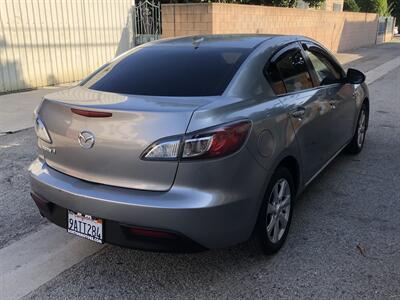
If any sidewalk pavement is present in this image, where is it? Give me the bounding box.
[0,84,75,134]
[0,38,399,134]
[336,38,400,73]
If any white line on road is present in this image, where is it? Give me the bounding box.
[364,57,400,85]
[0,225,105,300]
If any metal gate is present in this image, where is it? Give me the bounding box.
[376,16,395,44]
[134,0,162,45]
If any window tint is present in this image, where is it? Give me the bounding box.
[81,46,250,97]
[266,48,313,94]
[265,62,286,95]
[305,48,342,86]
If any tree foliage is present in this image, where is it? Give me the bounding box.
[376,0,390,15]
[388,0,399,25]
[344,0,360,11]
[302,0,325,8]
[355,0,393,15]
[355,0,376,12]
[271,0,297,7]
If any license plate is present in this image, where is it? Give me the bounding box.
[67,210,103,243]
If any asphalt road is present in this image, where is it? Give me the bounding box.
[0,129,47,249]
[1,64,400,299]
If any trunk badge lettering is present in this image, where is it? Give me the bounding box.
[41,145,56,154]
[78,131,95,149]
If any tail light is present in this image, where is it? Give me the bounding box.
[182,121,251,159]
[34,116,52,144]
[142,139,181,160]
[71,108,112,118]
[142,120,251,160]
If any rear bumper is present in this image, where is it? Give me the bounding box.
[30,192,205,252]
[29,157,268,250]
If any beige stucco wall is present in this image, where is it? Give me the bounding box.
[162,3,379,53]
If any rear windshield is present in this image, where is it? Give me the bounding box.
[81,46,251,97]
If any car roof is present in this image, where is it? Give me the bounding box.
[148,34,296,49]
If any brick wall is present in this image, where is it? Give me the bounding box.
[324,0,344,11]
[162,3,379,52]
[162,4,213,38]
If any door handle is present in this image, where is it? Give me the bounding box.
[290,107,306,119]
[329,100,337,109]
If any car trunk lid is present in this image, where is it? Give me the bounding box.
[38,86,212,191]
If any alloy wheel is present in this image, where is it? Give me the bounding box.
[266,178,291,243]
[357,109,367,148]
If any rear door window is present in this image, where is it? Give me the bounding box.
[265,62,286,95]
[265,47,313,94]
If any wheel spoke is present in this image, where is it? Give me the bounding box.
[359,112,365,127]
[267,215,277,234]
[278,180,286,199]
[267,203,275,214]
[273,185,279,201]
[358,129,364,145]
[357,111,366,147]
[280,195,291,208]
[279,213,288,228]
[272,219,280,242]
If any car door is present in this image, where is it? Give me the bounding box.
[302,42,357,153]
[265,43,332,182]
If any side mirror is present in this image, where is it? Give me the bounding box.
[346,68,366,84]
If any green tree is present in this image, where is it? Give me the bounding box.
[376,0,389,15]
[303,0,325,8]
[388,0,399,26]
[344,0,360,11]
[271,0,297,7]
[356,0,393,15]
[356,0,377,12]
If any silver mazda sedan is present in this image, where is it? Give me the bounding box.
[30,35,369,254]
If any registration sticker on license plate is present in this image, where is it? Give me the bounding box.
[67,210,103,243]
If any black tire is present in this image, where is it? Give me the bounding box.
[346,103,368,154]
[255,167,295,255]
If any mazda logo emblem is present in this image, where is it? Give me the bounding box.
[78,131,95,149]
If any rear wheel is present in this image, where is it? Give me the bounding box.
[255,167,294,255]
[346,103,368,154]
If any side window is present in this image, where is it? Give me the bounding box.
[265,62,286,95]
[304,47,342,86]
[265,48,313,94]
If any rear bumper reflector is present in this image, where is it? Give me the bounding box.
[123,226,178,239]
